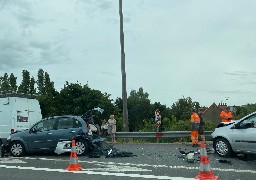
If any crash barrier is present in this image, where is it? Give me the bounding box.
[112,131,213,138]
[65,140,83,171]
[195,140,218,180]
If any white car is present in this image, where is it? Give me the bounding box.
[211,112,256,157]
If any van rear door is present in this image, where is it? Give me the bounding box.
[15,110,30,131]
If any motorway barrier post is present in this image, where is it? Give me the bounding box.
[195,141,218,180]
[65,140,83,171]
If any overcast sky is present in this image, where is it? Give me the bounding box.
[1,0,256,108]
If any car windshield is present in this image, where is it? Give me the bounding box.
[240,114,256,128]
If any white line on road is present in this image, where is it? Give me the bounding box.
[0,165,194,180]
[15,157,256,174]
[0,158,27,164]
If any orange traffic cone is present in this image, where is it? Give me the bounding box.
[65,140,83,171]
[195,141,218,180]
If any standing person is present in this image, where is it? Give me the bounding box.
[198,108,205,142]
[100,119,108,137]
[190,108,200,147]
[108,115,117,143]
[220,107,233,122]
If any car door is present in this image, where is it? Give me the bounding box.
[25,119,57,151]
[55,117,83,142]
[230,115,256,152]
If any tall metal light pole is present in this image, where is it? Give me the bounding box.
[119,0,129,132]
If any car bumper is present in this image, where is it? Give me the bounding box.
[54,137,107,155]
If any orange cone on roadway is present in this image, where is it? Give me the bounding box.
[195,141,218,180]
[65,140,83,171]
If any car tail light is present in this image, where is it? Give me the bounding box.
[11,128,15,134]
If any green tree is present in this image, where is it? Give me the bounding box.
[127,87,151,131]
[53,83,114,124]
[37,69,45,95]
[0,76,2,92]
[170,96,200,121]
[235,103,256,119]
[44,72,55,95]
[29,77,36,94]
[9,73,17,93]
[18,70,30,94]
[1,73,10,93]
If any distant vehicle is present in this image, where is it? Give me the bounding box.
[0,94,42,146]
[211,112,256,157]
[7,115,96,157]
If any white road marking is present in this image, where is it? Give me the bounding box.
[0,158,27,164]
[13,157,256,174]
[0,165,194,180]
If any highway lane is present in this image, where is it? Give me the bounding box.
[0,143,255,180]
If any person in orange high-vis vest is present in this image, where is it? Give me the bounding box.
[220,107,233,122]
[190,109,200,147]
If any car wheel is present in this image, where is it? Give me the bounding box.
[213,138,233,157]
[75,139,88,156]
[10,141,26,157]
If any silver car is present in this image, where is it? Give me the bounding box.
[211,112,256,157]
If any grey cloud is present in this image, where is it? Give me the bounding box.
[0,39,69,71]
[101,71,116,76]
[0,0,31,11]
[224,71,256,76]
[239,81,256,86]
[224,71,248,76]
[77,0,113,10]
[30,41,51,50]
[124,17,131,23]
[210,89,253,95]
[15,12,42,28]
[76,0,114,20]
[97,0,112,10]
[0,0,43,28]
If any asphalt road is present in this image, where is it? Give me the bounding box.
[0,142,255,180]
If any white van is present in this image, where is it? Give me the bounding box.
[0,94,42,145]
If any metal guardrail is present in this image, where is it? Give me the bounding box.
[113,131,213,138]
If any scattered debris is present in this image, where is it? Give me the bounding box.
[216,159,232,165]
[177,148,199,163]
[88,141,136,158]
[185,152,196,163]
[105,148,136,158]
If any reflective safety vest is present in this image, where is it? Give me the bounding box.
[191,112,200,123]
[220,111,233,122]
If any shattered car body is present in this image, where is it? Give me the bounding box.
[7,116,95,157]
[6,107,107,157]
[55,136,106,155]
[211,111,256,157]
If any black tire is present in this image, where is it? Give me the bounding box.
[10,141,26,157]
[75,139,88,156]
[213,138,233,157]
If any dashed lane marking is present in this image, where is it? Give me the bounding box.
[0,165,194,180]
[0,158,27,164]
[10,157,256,174]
